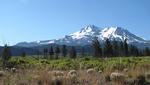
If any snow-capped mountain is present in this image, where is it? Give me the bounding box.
[100,27,146,43]
[15,25,150,47]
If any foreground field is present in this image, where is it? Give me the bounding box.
[0,56,150,85]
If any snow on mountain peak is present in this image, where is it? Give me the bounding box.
[81,25,99,32]
[100,27,145,43]
[15,25,149,47]
[100,27,123,40]
[70,25,100,39]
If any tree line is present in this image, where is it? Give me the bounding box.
[92,37,150,58]
[0,39,150,68]
[42,45,77,59]
[41,38,150,59]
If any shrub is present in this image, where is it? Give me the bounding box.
[105,75,111,82]
[134,75,146,85]
[51,79,63,85]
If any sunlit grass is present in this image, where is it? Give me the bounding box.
[0,56,149,85]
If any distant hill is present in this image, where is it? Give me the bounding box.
[0,46,38,56]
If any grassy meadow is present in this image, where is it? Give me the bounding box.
[0,56,149,85]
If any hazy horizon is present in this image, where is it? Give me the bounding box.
[0,0,150,45]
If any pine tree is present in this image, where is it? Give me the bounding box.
[1,44,11,68]
[54,46,60,59]
[118,41,124,57]
[135,46,139,56]
[92,37,102,58]
[49,46,54,59]
[104,39,113,57]
[36,49,40,59]
[112,39,119,57]
[129,45,139,56]
[124,39,129,56]
[138,49,143,56]
[43,48,48,59]
[61,45,67,57]
[69,46,76,59]
[81,46,85,57]
[144,47,150,56]
[21,51,26,57]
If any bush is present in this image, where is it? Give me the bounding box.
[51,79,63,85]
[134,75,146,85]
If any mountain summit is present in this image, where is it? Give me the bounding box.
[100,27,145,43]
[16,25,150,47]
[69,25,100,40]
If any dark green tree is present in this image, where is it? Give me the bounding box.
[112,39,119,57]
[124,39,129,56]
[61,45,67,57]
[49,46,54,59]
[36,49,40,59]
[69,46,76,59]
[129,45,139,56]
[104,39,113,57]
[92,37,102,58]
[80,46,85,57]
[144,47,150,56]
[21,51,26,57]
[118,41,124,56]
[138,49,143,56]
[43,48,48,59]
[1,44,11,68]
[54,46,60,59]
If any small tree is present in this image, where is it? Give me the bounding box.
[118,41,124,57]
[104,39,113,57]
[81,46,85,57]
[112,39,119,57]
[92,37,102,58]
[21,51,26,57]
[43,48,48,59]
[129,45,139,56]
[1,44,11,68]
[124,39,129,56]
[144,47,150,56]
[61,45,67,57]
[69,46,76,59]
[36,49,41,59]
[54,46,60,59]
[49,46,54,59]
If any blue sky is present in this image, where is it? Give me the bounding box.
[0,0,150,45]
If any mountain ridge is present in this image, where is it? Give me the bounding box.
[15,25,150,48]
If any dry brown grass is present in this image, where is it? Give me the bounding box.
[0,65,149,85]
